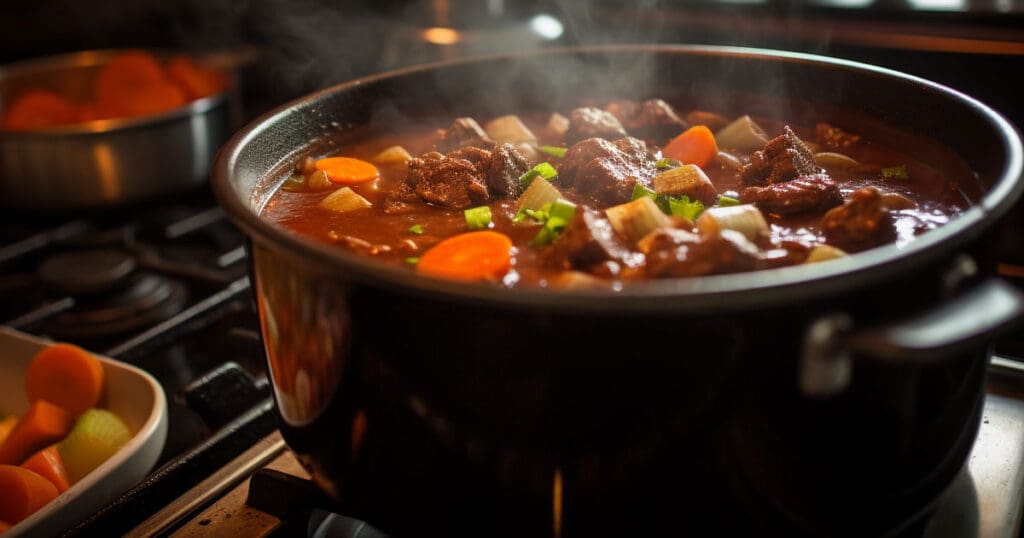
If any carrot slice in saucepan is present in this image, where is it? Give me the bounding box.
[314,157,379,185]
[25,343,104,417]
[165,55,225,101]
[417,231,514,282]
[1,90,77,131]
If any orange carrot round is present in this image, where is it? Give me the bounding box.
[165,55,225,101]
[1,90,77,131]
[314,157,379,185]
[0,401,74,466]
[94,51,167,111]
[0,417,16,447]
[417,231,513,282]
[662,125,719,168]
[0,465,59,523]
[21,446,70,493]
[25,343,104,417]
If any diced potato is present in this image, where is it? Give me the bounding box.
[485,115,537,144]
[696,205,769,242]
[653,164,716,205]
[372,145,413,164]
[814,151,860,169]
[517,176,562,212]
[606,196,672,243]
[805,244,847,264]
[546,112,569,138]
[882,192,916,210]
[515,142,541,165]
[319,187,372,213]
[712,151,743,170]
[550,270,606,290]
[307,170,333,191]
[715,115,769,152]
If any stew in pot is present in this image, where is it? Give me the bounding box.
[261,98,974,288]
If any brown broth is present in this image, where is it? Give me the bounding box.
[261,109,973,289]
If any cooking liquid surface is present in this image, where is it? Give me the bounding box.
[261,110,974,288]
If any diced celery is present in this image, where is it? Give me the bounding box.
[606,196,672,243]
[516,175,562,212]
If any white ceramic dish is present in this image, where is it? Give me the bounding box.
[0,326,168,536]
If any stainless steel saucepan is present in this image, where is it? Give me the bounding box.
[0,49,241,211]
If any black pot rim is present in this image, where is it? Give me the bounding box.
[212,44,1024,314]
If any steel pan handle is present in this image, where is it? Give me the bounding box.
[800,277,1024,398]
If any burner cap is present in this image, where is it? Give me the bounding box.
[38,249,137,295]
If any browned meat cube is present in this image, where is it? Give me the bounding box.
[821,187,897,252]
[385,144,531,213]
[646,229,760,278]
[559,137,656,206]
[740,126,820,186]
[740,173,843,215]
[434,117,495,153]
[565,107,629,145]
[484,143,530,198]
[388,151,489,211]
[546,207,644,272]
[606,99,689,141]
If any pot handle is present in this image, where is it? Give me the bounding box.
[800,276,1024,398]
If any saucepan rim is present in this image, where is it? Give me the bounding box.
[212,44,1024,314]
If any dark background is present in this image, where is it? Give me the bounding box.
[3,0,1021,128]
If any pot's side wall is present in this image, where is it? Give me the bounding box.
[249,228,991,537]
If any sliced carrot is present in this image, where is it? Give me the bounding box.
[165,55,225,101]
[0,465,59,523]
[116,82,187,117]
[0,417,16,448]
[417,231,513,282]
[0,401,74,466]
[662,125,719,168]
[94,50,167,112]
[25,343,104,417]
[21,446,70,493]
[314,157,379,185]
[1,90,77,131]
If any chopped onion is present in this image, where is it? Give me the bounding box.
[517,175,562,212]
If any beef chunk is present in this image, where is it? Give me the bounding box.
[740,126,820,186]
[606,99,689,141]
[740,173,843,215]
[565,107,629,145]
[821,187,896,252]
[484,143,530,198]
[385,144,530,213]
[646,229,760,278]
[402,151,489,210]
[558,137,656,206]
[434,117,495,153]
[547,207,644,271]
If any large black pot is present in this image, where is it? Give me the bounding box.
[213,46,1024,537]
